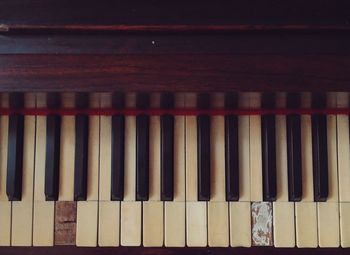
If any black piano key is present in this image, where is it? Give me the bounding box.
[45,93,61,201]
[6,93,24,201]
[45,115,61,201]
[312,93,328,202]
[286,115,302,201]
[312,114,328,201]
[286,93,302,201]
[262,93,277,201]
[197,94,210,201]
[74,93,89,201]
[136,94,150,201]
[225,93,239,201]
[161,92,175,201]
[111,93,125,201]
[262,115,277,201]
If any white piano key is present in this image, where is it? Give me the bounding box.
[59,93,75,201]
[0,93,9,201]
[164,94,186,247]
[0,201,11,246]
[143,201,163,247]
[76,201,98,247]
[86,93,100,201]
[326,93,338,202]
[238,93,250,202]
[173,94,186,202]
[143,93,163,247]
[210,93,226,202]
[11,93,36,246]
[164,201,185,247]
[337,93,350,202]
[121,201,142,246]
[229,202,251,247]
[185,93,198,202]
[121,93,141,246]
[33,93,54,246]
[249,93,263,202]
[98,201,120,247]
[33,201,54,246]
[300,93,314,201]
[273,202,295,247]
[275,92,289,201]
[76,93,99,247]
[99,93,112,201]
[317,202,340,247]
[123,93,136,201]
[186,201,207,247]
[98,93,120,247]
[340,202,350,247]
[295,202,318,248]
[208,202,229,247]
[0,94,10,246]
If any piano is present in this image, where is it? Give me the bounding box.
[0,0,350,254]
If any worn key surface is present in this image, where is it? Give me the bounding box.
[55,201,77,245]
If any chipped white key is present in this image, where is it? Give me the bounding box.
[251,202,273,246]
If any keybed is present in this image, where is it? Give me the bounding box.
[0,92,349,247]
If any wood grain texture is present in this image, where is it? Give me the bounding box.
[0,54,349,92]
[0,0,349,32]
[55,201,77,245]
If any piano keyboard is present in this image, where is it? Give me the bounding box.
[0,91,350,248]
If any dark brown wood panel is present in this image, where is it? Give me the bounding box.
[0,247,348,255]
[0,0,349,32]
[0,54,349,92]
[1,33,350,55]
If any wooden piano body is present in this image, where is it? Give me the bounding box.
[0,0,350,254]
